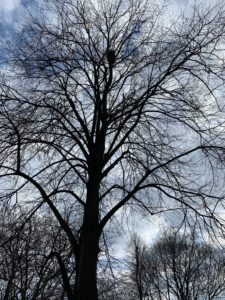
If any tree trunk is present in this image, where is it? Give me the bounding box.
[75,227,99,300]
[75,172,100,300]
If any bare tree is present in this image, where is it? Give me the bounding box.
[127,230,225,300]
[1,0,225,299]
[125,236,149,300]
[0,213,74,299]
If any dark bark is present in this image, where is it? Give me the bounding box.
[49,252,73,300]
[3,277,13,300]
[75,228,99,300]
[75,168,101,300]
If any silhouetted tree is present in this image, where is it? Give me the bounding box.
[127,230,225,300]
[0,213,74,299]
[1,0,225,299]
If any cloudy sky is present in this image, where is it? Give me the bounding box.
[0,0,222,258]
[0,0,21,12]
[0,0,217,29]
[0,0,21,19]
[0,0,24,29]
[0,0,35,26]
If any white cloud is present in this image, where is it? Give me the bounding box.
[0,0,23,25]
[110,214,168,260]
[0,0,21,12]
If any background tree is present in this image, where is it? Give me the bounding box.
[1,0,225,299]
[0,213,74,299]
[127,230,225,300]
[126,236,149,300]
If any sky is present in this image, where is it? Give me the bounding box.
[0,0,219,34]
[0,0,36,27]
[0,0,21,12]
[0,0,21,23]
[0,0,171,259]
[0,0,223,258]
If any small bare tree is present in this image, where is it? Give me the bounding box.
[126,236,149,300]
[127,230,225,300]
[1,0,225,299]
